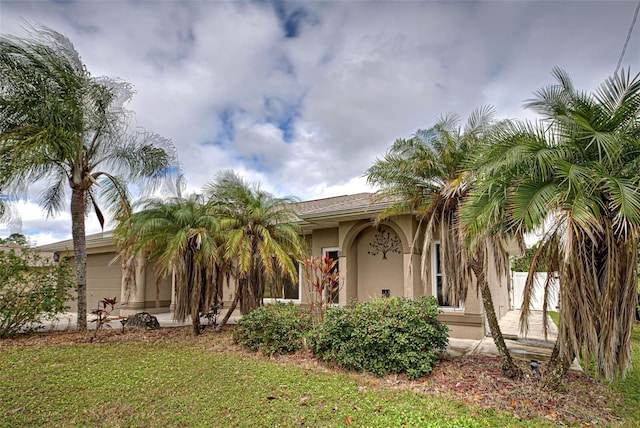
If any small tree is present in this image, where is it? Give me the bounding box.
[511,243,551,272]
[303,254,339,327]
[0,247,74,337]
[0,233,30,246]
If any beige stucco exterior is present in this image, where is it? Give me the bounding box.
[296,194,514,340]
[36,192,515,340]
[37,232,173,316]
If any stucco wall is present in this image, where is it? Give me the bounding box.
[356,225,404,301]
[143,265,172,311]
[311,228,339,257]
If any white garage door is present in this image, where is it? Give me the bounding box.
[65,253,122,313]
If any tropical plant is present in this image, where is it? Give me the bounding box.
[366,107,523,378]
[464,67,640,385]
[204,171,307,326]
[114,194,222,335]
[303,254,340,327]
[0,26,177,330]
[90,296,118,340]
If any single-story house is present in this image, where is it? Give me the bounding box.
[37,193,517,339]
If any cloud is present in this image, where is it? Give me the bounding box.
[1,0,638,245]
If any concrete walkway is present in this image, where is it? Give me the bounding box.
[448,310,558,362]
[38,308,242,331]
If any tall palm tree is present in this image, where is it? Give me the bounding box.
[205,171,306,326]
[0,26,176,330]
[367,107,523,379]
[465,68,640,384]
[115,195,222,335]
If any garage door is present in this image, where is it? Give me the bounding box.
[65,252,122,313]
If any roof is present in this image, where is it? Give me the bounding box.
[294,193,384,216]
[35,193,389,250]
[293,192,392,231]
[36,230,115,253]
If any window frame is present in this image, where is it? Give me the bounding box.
[263,262,303,303]
[431,241,464,311]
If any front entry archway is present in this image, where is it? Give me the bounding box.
[355,225,403,300]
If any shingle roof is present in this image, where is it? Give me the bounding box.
[36,193,389,250]
[294,192,378,216]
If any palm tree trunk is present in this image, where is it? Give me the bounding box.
[239,276,250,315]
[70,187,88,331]
[544,339,572,390]
[217,286,240,332]
[472,260,522,379]
[191,305,201,336]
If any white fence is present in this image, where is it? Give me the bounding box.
[511,272,559,311]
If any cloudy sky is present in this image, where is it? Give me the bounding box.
[1,0,639,245]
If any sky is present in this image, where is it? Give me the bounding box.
[0,0,639,245]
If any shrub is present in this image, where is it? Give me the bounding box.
[232,302,312,356]
[0,247,74,337]
[308,296,448,379]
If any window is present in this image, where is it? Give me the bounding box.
[432,242,462,309]
[264,262,302,301]
[322,247,339,304]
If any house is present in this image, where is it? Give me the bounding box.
[36,193,515,339]
[36,231,173,316]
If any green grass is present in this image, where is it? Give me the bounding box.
[1,327,640,427]
[1,339,542,428]
[548,310,560,327]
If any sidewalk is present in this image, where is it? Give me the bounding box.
[448,310,559,363]
[39,308,242,331]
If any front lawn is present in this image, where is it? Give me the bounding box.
[0,325,638,427]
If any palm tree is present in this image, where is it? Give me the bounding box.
[0,26,176,330]
[115,195,222,335]
[367,107,523,379]
[205,171,307,327]
[0,193,21,234]
[465,67,640,384]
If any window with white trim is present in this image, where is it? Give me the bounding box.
[432,242,462,309]
[264,261,302,301]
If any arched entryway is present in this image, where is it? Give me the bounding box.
[340,221,410,303]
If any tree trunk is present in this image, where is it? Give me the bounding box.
[544,339,573,390]
[217,288,240,332]
[70,187,88,331]
[239,277,250,315]
[191,305,201,336]
[472,261,522,379]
